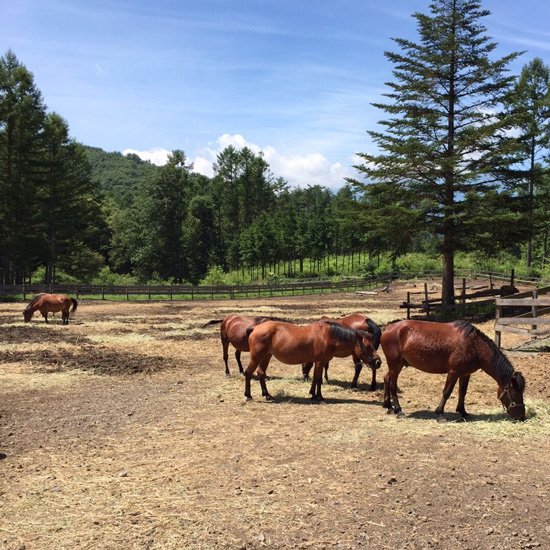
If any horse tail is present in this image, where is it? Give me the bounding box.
[202,319,224,328]
[70,298,78,313]
[366,319,382,350]
[246,326,255,339]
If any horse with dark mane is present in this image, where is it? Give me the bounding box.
[23,293,78,324]
[245,320,381,401]
[380,319,526,421]
[202,315,286,376]
[302,313,382,389]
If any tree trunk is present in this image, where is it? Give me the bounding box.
[441,249,455,305]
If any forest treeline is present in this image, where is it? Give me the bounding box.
[1,1,549,295]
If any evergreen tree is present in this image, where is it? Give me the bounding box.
[0,50,46,283]
[132,151,191,282]
[350,0,523,304]
[41,113,106,282]
[503,58,550,267]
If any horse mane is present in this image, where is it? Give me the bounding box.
[452,320,517,385]
[366,319,382,350]
[325,322,361,344]
[25,294,45,311]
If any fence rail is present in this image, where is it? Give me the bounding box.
[494,286,550,347]
[0,276,394,301]
[1,269,546,303]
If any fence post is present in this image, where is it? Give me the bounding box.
[126,287,129,301]
[102,286,105,300]
[495,301,502,348]
[407,291,411,320]
[148,286,151,301]
[424,283,430,318]
[531,290,538,332]
[23,284,26,301]
[510,269,515,288]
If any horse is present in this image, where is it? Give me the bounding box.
[202,315,286,376]
[302,314,382,390]
[244,320,381,401]
[380,319,526,421]
[23,293,78,324]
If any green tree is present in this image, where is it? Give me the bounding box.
[41,113,106,282]
[350,0,523,304]
[132,150,191,282]
[503,58,550,267]
[184,195,218,284]
[0,50,46,283]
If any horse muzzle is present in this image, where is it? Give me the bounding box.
[506,403,526,421]
[370,356,382,370]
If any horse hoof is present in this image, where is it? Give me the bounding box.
[396,411,406,419]
[437,416,447,423]
[264,394,273,401]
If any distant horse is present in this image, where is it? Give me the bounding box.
[302,313,382,389]
[245,320,381,401]
[23,293,78,324]
[202,315,286,376]
[380,319,526,421]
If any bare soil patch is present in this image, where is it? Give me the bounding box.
[1,282,549,549]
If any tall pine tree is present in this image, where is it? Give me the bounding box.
[350,0,523,304]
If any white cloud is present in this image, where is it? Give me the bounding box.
[124,135,352,190]
[192,134,351,190]
[122,147,171,166]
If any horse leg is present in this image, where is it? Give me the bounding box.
[42,311,49,324]
[434,372,460,422]
[222,337,230,376]
[257,356,273,400]
[369,366,377,391]
[302,362,313,381]
[309,362,324,401]
[383,362,404,416]
[456,375,471,419]
[383,370,392,411]
[324,362,329,382]
[244,361,258,400]
[350,355,363,389]
[235,350,244,375]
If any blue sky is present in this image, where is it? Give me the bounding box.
[2,0,549,189]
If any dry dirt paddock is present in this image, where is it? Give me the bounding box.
[1,283,549,550]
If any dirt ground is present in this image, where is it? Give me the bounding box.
[1,281,549,550]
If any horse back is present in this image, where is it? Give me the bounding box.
[249,321,331,365]
[381,320,475,374]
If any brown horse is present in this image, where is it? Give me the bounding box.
[381,319,526,421]
[202,315,286,376]
[245,320,381,401]
[23,293,78,324]
[302,314,382,389]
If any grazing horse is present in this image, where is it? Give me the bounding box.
[202,315,286,376]
[302,314,382,389]
[380,319,526,421]
[245,320,381,401]
[23,293,78,324]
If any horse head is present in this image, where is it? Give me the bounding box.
[498,371,526,421]
[356,331,382,370]
[23,307,34,322]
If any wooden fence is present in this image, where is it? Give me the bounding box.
[494,286,550,347]
[0,276,394,302]
[400,271,521,319]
